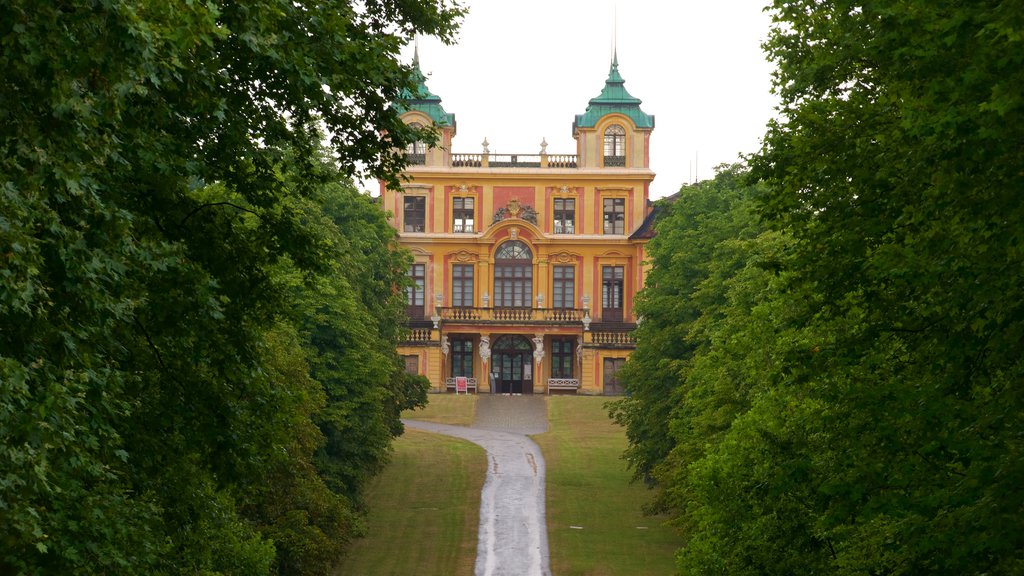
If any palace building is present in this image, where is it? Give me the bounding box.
[381,50,656,395]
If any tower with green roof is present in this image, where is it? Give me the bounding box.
[573,51,655,169]
[396,46,456,167]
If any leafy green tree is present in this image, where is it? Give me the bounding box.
[617,3,1024,575]
[0,1,460,573]
[609,164,771,507]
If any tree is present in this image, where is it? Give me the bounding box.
[609,164,772,508]
[0,1,461,573]
[616,4,1024,574]
[646,2,1024,575]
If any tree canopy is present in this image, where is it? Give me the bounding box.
[613,2,1024,574]
[1,1,461,573]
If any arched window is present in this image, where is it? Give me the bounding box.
[405,122,426,164]
[494,240,533,308]
[603,124,626,167]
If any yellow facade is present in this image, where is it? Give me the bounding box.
[384,54,655,395]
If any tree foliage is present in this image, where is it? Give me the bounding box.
[0,1,459,573]
[613,3,1024,574]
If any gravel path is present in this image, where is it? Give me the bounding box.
[403,395,551,576]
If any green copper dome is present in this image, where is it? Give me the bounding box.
[397,47,456,127]
[573,53,654,131]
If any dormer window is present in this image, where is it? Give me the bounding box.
[405,122,426,165]
[603,124,626,167]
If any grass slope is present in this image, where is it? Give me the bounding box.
[401,392,478,426]
[535,396,679,576]
[333,427,485,576]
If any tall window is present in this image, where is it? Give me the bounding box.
[552,266,575,309]
[405,122,426,165]
[452,264,474,308]
[403,355,419,375]
[553,198,575,234]
[404,196,426,233]
[603,198,625,235]
[451,338,473,377]
[494,240,533,308]
[453,197,475,233]
[551,338,575,378]
[603,124,626,167]
[602,265,624,322]
[406,264,425,319]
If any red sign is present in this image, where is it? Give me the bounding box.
[456,376,468,394]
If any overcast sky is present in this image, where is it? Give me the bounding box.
[394,0,779,199]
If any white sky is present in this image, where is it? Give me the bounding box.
[397,0,779,199]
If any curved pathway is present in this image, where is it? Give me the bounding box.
[403,395,551,576]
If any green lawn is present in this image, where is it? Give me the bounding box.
[535,396,679,576]
[338,394,679,575]
[401,392,477,426]
[333,427,485,576]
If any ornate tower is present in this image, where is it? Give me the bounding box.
[572,51,655,169]
[396,46,456,167]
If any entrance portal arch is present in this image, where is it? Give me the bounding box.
[491,335,534,394]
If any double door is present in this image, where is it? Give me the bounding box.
[491,335,534,394]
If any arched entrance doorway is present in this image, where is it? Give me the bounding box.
[491,335,534,394]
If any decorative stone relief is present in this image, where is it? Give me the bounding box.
[492,199,538,225]
[441,335,450,357]
[532,335,545,365]
[479,336,491,362]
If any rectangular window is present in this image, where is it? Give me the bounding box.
[603,198,625,235]
[403,355,419,375]
[552,266,575,309]
[453,197,475,233]
[451,338,473,378]
[452,264,474,308]
[406,264,425,319]
[602,265,624,322]
[404,196,426,233]
[551,338,575,378]
[494,265,532,308]
[553,198,575,234]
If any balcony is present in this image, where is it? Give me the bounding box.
[438,307,586,325]
[449,153,578,169]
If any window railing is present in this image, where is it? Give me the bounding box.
[591,331,636,346]
[447,153,579,169]
[439,307,586,323]
[603,155,626,167]
[452,223,475,233]
[405,153,426,165]
[402,327,433,342]
[553,223,575,234]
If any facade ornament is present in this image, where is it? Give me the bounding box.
[539,137,548,154]
[431,292,443,328]
[582,294,591,309]
[536,292,544,308]
[482,292,490,307]
[510,227,519,240]
[458,184,469,193]
[479,336,491,362]
[441,335,450,357]
[492,201,538,225]
[508,198,522,218]
[576,336,584,363]
[559,185,571,194]
[481,137,489,154]
[582,309,592,331]
[532,334,545,365]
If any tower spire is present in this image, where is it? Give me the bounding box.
[413,37,420,69]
